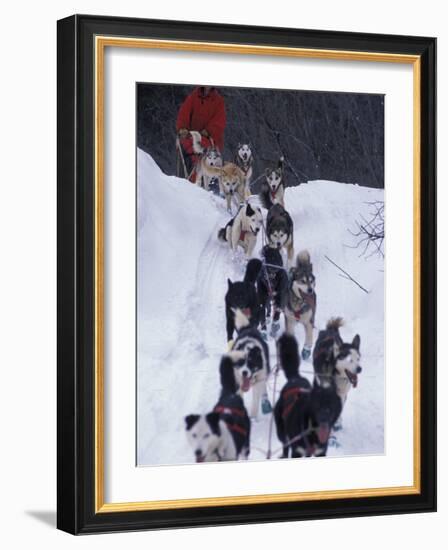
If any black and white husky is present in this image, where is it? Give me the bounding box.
[229,309,272,418]
[259,157,285,210]
[234,143,254,197]
[224,258,262,346]
[313,318,362,406]
[265,203,294,264]
[185,356,251,462]
[218,202,263,258]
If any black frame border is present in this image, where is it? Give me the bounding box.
[57,14,436,534]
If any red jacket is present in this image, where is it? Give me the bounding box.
[176,87,226,150]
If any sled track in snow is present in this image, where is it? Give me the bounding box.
[137,152,385,464]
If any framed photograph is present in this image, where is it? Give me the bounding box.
[57,15,436,534]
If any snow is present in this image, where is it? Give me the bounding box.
[137,148,384,466]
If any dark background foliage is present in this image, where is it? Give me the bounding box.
[137,83,384,189]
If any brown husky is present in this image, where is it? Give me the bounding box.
[284,250,317,360]
[202,162,246,211]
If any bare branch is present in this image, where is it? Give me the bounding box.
[347,201,384,258]
[325,255,369,294]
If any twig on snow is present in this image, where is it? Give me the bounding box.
[325,255,369,294]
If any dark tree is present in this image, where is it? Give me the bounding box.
[137,83,384,190]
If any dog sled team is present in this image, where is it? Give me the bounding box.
[176,86,363,463]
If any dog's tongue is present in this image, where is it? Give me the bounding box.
[242,308,251,318]
[242,376,251,392]
[345,370,358,388]
[318,424,330,444]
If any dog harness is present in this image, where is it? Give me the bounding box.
[213,405,249,437]
[239,229,248,242]
[281,385,311,421]
[290,290,316,324]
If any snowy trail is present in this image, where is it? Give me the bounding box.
[137,148,384,466]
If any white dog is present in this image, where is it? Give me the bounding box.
[218,203,263,258]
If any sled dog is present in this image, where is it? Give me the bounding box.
[305,380,342,457]
[196,147,223,191]
[218,202,263,258]
[284,250,316,360]
[274,334,312,458]
[229,309,271,418]
[197,161,246,211]
[185,356,251,462]
[265,203,294,264]
[275,332,342,458]
[234,143,254,197]
[259,157,285,209]
[258,245,288,338]
[313,318,362,406]
[218,162,246,211]
[224,258,262,346]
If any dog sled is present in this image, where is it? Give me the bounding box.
[176,131,218,182]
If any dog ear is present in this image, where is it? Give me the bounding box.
[206,412,221,436]
[185,414,200,430]
[246,203,254,216]
[227,278,232,288]
[352,334,361,351]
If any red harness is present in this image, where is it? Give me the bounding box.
[214,405,246,418]
[213,406,248,436]
[294,309,304,321]
[227,423,248,437]
[239,229,248,242]
[293,291,316,322]
[281,386,309,420]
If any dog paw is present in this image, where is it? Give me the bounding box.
[261,393,272,414]
[270,321,280,337]
[328,435,341,448]
[301,347,311,361]
[227,339,234,351]
[261,398,272,414]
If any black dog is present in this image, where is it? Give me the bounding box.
[225,258,262,345]
[305,382,342,457]
[258,245,288,338]
[274,334,312,458]
[265,204,294,263]
[213,355,251,459]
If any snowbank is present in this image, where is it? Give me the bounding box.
[137,148,384,465]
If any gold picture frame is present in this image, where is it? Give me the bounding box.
[58,15,436,534]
